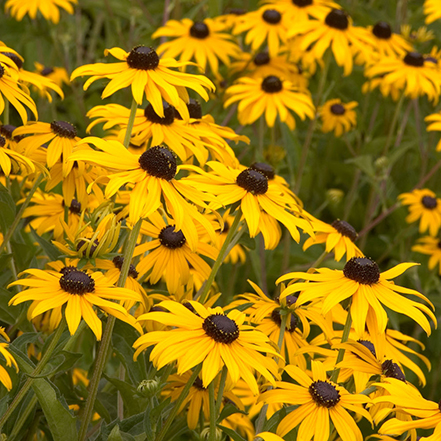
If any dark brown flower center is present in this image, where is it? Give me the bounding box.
[325,9,349,30]
[422,195,437,209]
[173,99,202,120]
[144,101,175,125]
[112,255,139,279]
[261,75,283,93]
[331,219,357,241]
[236,168,268,194]
[190,22,210,39]
[193,377,206,390]
[382,360,405,381]
[309,381,341,407]
[69,199,82,214]
[59,269,95,295]
[2,52,23,69]
[270,309,298,332]
[330,104,346,115]
[292,0,312,5]
[127,46,160,70]
[404,52,424,67]
[262,9,282,24]
[0,136,5,148]
[203,314,239,344]
[357,339,376,357]
[50,121,77,139]
[343,257,380,285]
[0,64,4,79]
[41,66,54,76]
[254,52,270,66]
[373,21,392,39]
[159,225,186,249]
[0,125,15,140]
[250,162,275,180]
[227,8,246,15]
[138,146,177,180]
[76,239,99,256]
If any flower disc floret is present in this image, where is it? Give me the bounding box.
[50,120,77,139]
[202,313,239,344]
[262,9,282,24]
[254,52,270,66]
[2,52,23,69]
[0,136,5,148]
[293,0,313,5]
[373,21,392,39]
[422,195,438,209]
[357,339,376,357]
[69,199,82,214]
[404,52,425,67]
[331,219,357,241]
[0,125,15,139]
[236,168,268,194]
[343,257,380,285]
[59,269,95,295]
[144,102,175,125]
[382,360,406,381]
[250,162,275,180]
[138,146,177,180]
[325,9,349,30]
[330,104,346,115]
[309,380,341,407]
[159,225,186,249]
[270,309,298,332]
[189,22,210,39]
[126,46,160,70]
[261,75,283,93]
[0,65,4,79]
[113,256,139,279]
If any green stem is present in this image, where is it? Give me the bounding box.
[294,50,331,195]
[78,218,142,441]
[0,318,66,430]
[9,395,38,441]
[214,366,228,416]
[330,311,352,383]
[123,99,138,148]
[197,209,243,304]
[155,364,202,441]
[382,92,405,156]
[3,97,9,125]
[0,174,44,254]
[309,249,328,270]
[208,380,217,441]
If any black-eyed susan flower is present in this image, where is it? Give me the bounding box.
[401,24,434,44]
[0,132,35,176]
[133,212,218,295]
[425,111,441,151]
[362,76,402,101]
[0,49,64,102]
[233,6,288,57]
[259,360,372,439]
[398,189,441,237]
[288,8,374,76]
[277,257,436,338]
[0,63,38,124]
[224,75,314,129]
[133,300,280,394]
[9,266,142,340]
[15,120,80,173]
[5,0,77,23]
[153,18,241,78]
[34,62,70,90]
[69,138,218,247]
[0,327,18,391]
[288,36,324,75]
[70,46,214,120]
[365,52,441,103]
[412,236,441,274]
[424,0,441,25]
[262,0,339,21]
[319,99,357,137]
[183,161,314,249]
[304,216,363,261]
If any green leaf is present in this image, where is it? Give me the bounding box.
[143,406,155,439]
[238,232,256,250]
[345,155,375,179]
[29,351,82,378]
[0,288,20,325]
[108,425,124,441]
[103,374,142,416]
[30,226,60,261]
[0,183,16,234]
[217,403,247,423]
[10,332,41,357]
[218,425,247,441]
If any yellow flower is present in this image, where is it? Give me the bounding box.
[398,188,441,236]
[425,111,441,151]
[319,99,357,137]
[259,360,372,439]
[401,25,434,43]
[5,0,77,23]
[153,18,241,78]
[0,130,35,176]
[133,300,280,394]
[278,258,436,337]
[224,75,314,129]
[262,0,339,22]
[9,266,142,340]
[34,62,70,89]
[412,236,441,274]
[70,46,215,120]
[424,0,441,25]
[365,52,441,103]
[0,328,18,391]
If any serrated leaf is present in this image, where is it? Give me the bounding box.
[217,403,247,423]
[0,183,16,234]
[218,425,247,441]
[30,226,60,261]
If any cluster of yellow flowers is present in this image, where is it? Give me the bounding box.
[1,0,441,440]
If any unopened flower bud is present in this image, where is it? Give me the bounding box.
[137,378,161,398]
